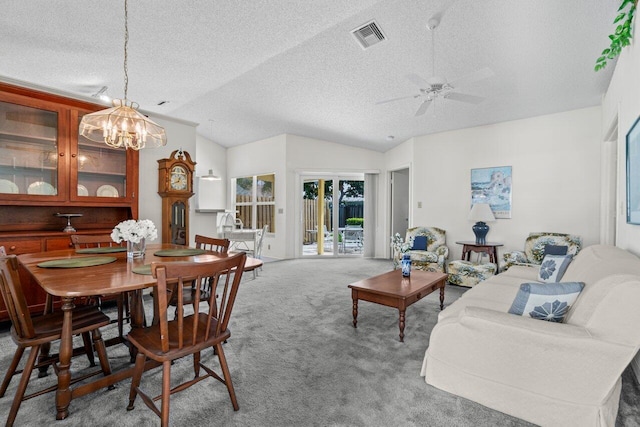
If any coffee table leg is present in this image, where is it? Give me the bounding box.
[352,296,358,328]
[398,309,405,342]
[439,285,445,310]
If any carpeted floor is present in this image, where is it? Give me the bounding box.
[1,257,639,426]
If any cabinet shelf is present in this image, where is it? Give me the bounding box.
[0,131,56,145]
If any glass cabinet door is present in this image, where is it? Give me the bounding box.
[0,100,61,197]
[72,111,128,200]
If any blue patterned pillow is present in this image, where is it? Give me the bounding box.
[508,282,584,322]
[412,236,427,251]
[544,244,568,256]
[538,254,572,283]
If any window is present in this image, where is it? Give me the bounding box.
[234,174,275,232]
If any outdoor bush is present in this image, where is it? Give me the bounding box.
[346,217,363,227]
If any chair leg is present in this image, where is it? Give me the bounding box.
[193,351,201,377]
[91,328,112,379]
[6,345,40,427]
[81,332,96,366]
[37,341,51,378]
[161,360,171,427]
[127,352,146,411]
[215,343,239,411]
[0,346,25,397]
[116,294,125,338]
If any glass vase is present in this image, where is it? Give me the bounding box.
[401,253,411,277]
[127,238,146,259]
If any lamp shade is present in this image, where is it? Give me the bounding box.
[468,203,496,222]
[200,169,221,181]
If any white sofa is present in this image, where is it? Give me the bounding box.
[421,245,640,426]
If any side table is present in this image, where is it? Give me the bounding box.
[455,241,503,271]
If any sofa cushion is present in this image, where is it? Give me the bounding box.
[508,282,585,322]
[544,244,568,256]
[538,254,572,283]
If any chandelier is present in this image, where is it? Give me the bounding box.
[79,0,166,150]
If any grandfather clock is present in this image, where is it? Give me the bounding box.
[158,150,196,245]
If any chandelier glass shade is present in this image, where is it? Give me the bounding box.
[80,99,166,150]
[79,0,166,150]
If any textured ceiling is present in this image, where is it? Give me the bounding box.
[0,0,618,152]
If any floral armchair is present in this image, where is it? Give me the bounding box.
[502,232,582,271]
[394,227,449,273]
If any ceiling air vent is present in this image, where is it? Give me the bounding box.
[351,20,386,50]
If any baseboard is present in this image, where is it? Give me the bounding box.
[632,352,640,384]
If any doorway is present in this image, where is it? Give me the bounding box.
[301,176,365,257]
[390,168,410,250]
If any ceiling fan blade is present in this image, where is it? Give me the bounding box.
[445,92,485,104]
[415,100,432,116]
[405,73,429,88]
[375,94,419,105]
[448,67,494,89]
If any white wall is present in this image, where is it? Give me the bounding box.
[406,107,602,262]
[285,134,385,258]
[601,21,640,382]
[603,25,640,255]
[192,133,227,240]
[137,115,197,245]
[225,134,386,259]
[226,134,287,258]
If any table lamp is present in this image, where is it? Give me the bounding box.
[468,203,495,245]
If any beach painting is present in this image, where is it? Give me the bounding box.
[471,166,512,219]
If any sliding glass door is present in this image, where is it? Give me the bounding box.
[301,176,364,257]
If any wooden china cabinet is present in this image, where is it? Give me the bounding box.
[0,82,139,321]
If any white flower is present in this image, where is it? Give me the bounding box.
[391,233,414,254]
[111,219,158,244]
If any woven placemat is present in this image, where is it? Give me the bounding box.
[132,264,152,275]
[37,256,117,268]
[153,248,206,257]
[75,247,127,254]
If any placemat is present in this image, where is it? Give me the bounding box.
[75,247,127,254]
[38,256,117,268]
[153,248,206,257]
[132,264,152,275]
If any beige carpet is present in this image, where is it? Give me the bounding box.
[0,257,639,426]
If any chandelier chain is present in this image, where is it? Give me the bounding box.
[123,0,129,101]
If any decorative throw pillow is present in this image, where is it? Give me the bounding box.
[544,244,568,256]
[508,282,585,322]
[538,254,572,283]
[412,236,428,251]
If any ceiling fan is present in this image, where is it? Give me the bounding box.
[376,17,494,117]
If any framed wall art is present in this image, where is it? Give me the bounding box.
[626,116,640,224]
[471,166,512,219]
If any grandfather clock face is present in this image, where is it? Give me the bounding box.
[170,165,188,191]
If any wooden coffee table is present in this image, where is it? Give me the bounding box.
[348,269,447,342]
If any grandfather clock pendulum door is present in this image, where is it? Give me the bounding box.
[158,150,196,244]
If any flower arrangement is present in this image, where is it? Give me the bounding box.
[111,219,158,244]
[391,233,414,254]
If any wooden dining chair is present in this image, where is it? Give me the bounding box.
[0,255,113,427]
[173,235,230,308]
[126,252,247,427]
[70,234,129,341]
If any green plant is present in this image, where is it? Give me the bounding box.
[346,217,363,227]
[595,0,636,71]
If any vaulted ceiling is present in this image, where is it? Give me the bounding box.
[0,0,618,152]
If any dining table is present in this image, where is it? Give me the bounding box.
[17,243,262,421]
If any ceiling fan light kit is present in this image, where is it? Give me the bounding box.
[79,0,166,150]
